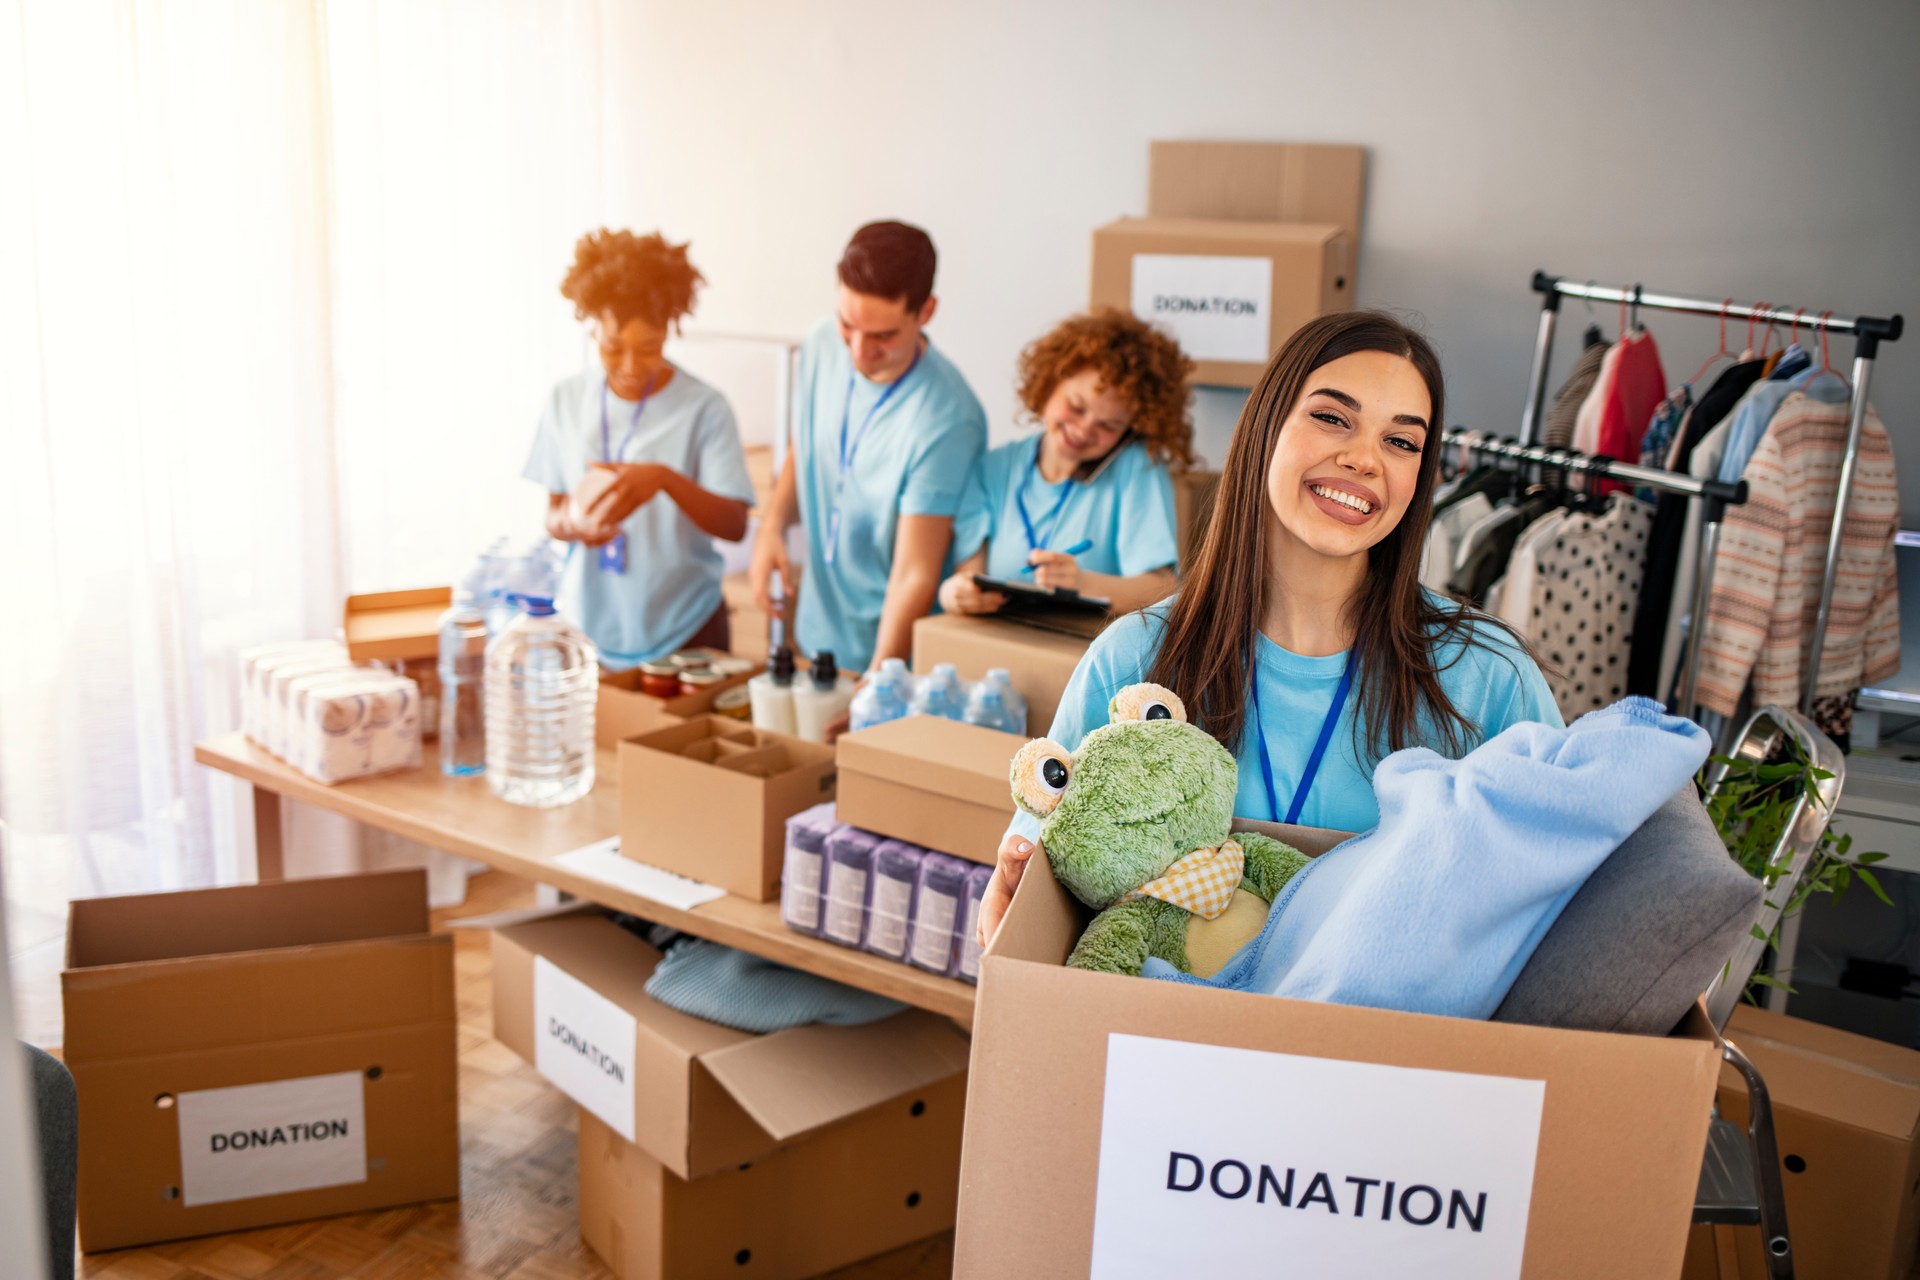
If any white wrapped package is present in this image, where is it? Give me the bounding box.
[239,640,345,744]
[289,670,421,784]
[263,652,356,756]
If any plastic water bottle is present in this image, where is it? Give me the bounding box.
[849,664,910,732]
[437,569,489,776]
[485,594,598,807]
[986,668,1027,734]
[909,662,966,721]
[964,676,1011,735]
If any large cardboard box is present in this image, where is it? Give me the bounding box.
[1147,139,1368,246]
[1709,1005,1920,1280]
[577,1074,966,1280]
[956,821,1724,1279]
[912,613,1092,737]
[490,909,970,1180]
[836,716,1025,864]
[1090,216,1352,388]
[62,869,459,1252]
[618,715,836,900]
[596,660,762,747]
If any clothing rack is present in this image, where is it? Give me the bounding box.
[1439,428,1747,716]
[1517,272,1905,718]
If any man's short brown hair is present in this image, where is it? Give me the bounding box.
[837,221,937,313]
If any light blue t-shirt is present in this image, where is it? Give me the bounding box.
[792,318,987,672]
[522,366,754,670]
[1009,594,1564,841]
[1714,366,1851,485]
[950,433,1180,582]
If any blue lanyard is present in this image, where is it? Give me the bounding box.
[1015,438,1078,554]
[600,370,661,462]
[826,341,922,565]
[1250,644,1360,825]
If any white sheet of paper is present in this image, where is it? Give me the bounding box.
[175,1071,367,1208]
[534,956,638,1141]
[1129,253,1273,363]
[1089,1033,1544,1280]
[554,836,727,911]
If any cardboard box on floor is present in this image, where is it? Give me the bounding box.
[1090,217,1353,389]
[956,819,1724,1279]
[912,612,1092,737]
[577,1074,966,1280]
[1703,1005,1920,1280]
[596,660,763,748]
[618,715,835,900]
[836,716,1025,864]
[489,909,970,1182]
[62,869,459,1252]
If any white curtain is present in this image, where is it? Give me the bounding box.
[0,0,608,1043]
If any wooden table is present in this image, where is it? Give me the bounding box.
[194,733,977,1022]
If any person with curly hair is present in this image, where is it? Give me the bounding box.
[521,228,755,666]
[939,308,1196,618]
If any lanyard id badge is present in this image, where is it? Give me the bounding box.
[1016,438,1078,555]
[1251,644,1360,825]
[595,371,659,575]
[825,342,923,566]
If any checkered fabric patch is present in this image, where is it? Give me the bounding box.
[1119,838,1246,920]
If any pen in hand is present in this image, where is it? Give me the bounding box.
[1020,539,1095,576]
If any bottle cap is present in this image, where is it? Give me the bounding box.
[811,649,838,687]
[507,593,556,617]
[770,646,796,685]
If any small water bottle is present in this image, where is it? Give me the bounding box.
[485,594,599,808]
[909,662,965,721]
[849,663,909,732]
[963,677,1008,734]
[987,667,1027,735]
[437,569,489,776]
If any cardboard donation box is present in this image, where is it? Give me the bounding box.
[342,586,450,662]
[912,612,1092,737]
[491,911,970,1279]
[597,660,762,747]
[1706,1005,1920,1280]
[1146,140,1368,241]
[956,821,1724,1280]
[1090,217,1352,388]
[836,716,1025,864]
[619,716,835,900]
[62,869,459,1252]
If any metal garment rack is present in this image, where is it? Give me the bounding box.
[1438,428,1747,715]
[1518,272,1904,718]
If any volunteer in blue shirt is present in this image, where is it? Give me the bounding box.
[938,308,1192,619]
[750,221,988,678]
[523,229,755,667]
[978,310,1564,945]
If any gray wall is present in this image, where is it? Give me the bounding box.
[604,0,1920,520]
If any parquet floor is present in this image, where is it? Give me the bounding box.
[72,869,955,1280]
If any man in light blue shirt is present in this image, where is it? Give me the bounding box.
[751,222,987,677]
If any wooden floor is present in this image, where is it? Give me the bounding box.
[74,869,955,1280]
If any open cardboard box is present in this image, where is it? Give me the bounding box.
[490,909,970,1180]
[956,820,1723,1279]
[62,869,459,1252]
[596,659,763,747]
[912,613,1094,737]
[619,715,835,900]
[835,715,1026,864]
[342,586,451,663]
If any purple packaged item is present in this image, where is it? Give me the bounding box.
[780,802,837,936]
[907,852,971,975]
[865,840,925,962]
[821,826,881,949]
[957,863,994,983]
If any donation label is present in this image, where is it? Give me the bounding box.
[1129,254,1273,363]
[175,1070,367,1207]
[1089,1033,1544,1279]
[534,955,638,1141]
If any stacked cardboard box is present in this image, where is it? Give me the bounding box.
[911,612,1092,737]
[491,909,969,1280]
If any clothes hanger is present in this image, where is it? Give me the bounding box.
[1582,284,1605,349]
[1739,302,1769,362]
[1682,299,1736,388]
[1811,311,1851,390]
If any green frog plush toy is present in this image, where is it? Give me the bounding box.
[1009,682,1311,977]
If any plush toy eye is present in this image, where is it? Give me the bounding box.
[1110,683,1188,725]
[1010,738,1073,818]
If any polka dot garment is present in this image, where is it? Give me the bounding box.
[1528,495,1656,719]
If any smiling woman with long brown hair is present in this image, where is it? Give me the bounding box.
[978,309,1562,945]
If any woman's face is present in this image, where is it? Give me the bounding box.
[595,309,670,400]
[1264,349,1431,562]
[1042,368,1132,468]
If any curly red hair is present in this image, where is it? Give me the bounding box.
[1017,308,1197,473]
[560,228,704,331]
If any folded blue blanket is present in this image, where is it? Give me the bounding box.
[1142,698,1711,1018]
[643,935,908,1033]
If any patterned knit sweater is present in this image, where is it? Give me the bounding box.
[1695,392,1900,716]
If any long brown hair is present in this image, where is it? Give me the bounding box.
[1147,310,1533,762]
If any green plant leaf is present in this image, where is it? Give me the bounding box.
[1856,867,1895,906]
[1857,850,1889,865]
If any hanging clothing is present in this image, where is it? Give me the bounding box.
[1658,420,1735,704]
[1450,496,1553,606]
[1593,332,1668,470]
[1625,358,1767,697]
[1715,368,1851,486]
[1639,387,1690,478]
[1526,494,1655,719]
[1542,342,1609,450]
[1420,491,1494,592]
[1570,341,1625,457]
[1695,392,1901,725]
[1497,510,1570,637]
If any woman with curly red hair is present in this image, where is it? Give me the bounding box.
[521,229,755,665]
[938,308,1196,617]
